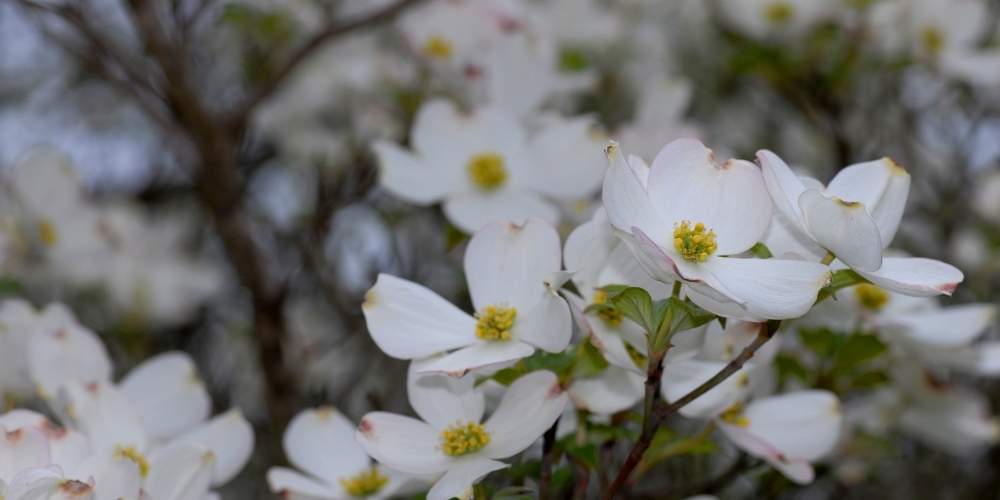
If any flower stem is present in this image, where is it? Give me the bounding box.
[539,417,561,500]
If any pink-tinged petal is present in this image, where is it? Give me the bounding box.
[373,141,454,205]
[880,304,995,349]
[0,426,50,480]
[408,359,485,431]
[145,443,214,500]
[28,312,112,400]
[171,409,254,486]
[362,274,476,360]
[512,292,571,353]
[0,410,47,430]
[856,257,963,297]
[527,116,606,200]
[416,341,535,377]
[661,355,750,418]
[119,352,211,441]
[717,422,815,484]
[625,227,694,285]
[426,458,507,500]
[799,190,883,272]
[443,190,560,235]
[569,365,644,415]
[601,143,668,238]
[266,466,338,499]
[355,412,449,476]
[757,150,807,228]
[282,407,369,487]
[72,448,143,500]
[647,139,771,254]
[5,466,89,500]
[482,371,568,459]
[703,257,830,320]
[464,218,561,312]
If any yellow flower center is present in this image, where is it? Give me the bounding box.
[467,152,508,191]
[339,467,389,497]
[38,219,58,247]
[114,445,149,478]
[440,421,491,456]
[719,404,749,427]
[592,289,623,327]
[764,1,793,24]
[673,221,717,262]
[921,26,944,56]
[854,283,889,311]
[422,35,454,60]
[475,305,516,341]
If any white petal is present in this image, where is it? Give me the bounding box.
[717,422,814,484]
[527,116,606,200]
[145,444,214,500]
[568,365,644,415]
[362,274,476,359]
[825,158,895,212]
[647,139,772,254]
[464,218,562,312]
[798,190,883,271]
[119,352,211,441]
[742,390,842,461]
[266,467,338,499]
[512,292,571,353]
[411,99,469,161]
[356,412,449,475]
[28,316,112,400]
[61,382,147,453]
[899,388,1000,455]
[417,341,535,378]
[857,257,963,296]
[683,286,764,322]
[0,426,50,481]
[661,356,750,418]
[880,304,995,348]
[408,360,485,431]
[622,228,686,284]
[567,293,644,373]
[761,210,825,262]
[601,143,668,238]
[704,257,831,320]
[426,458,507,500]
[72,449,143,500]
[756,150,807,228]
[282,407,369,487]
[0,409,47,430]
[373,141,455,205]
[171,409,254,486]
[482,370,568,459]
[443,190,559,235]
[867,159,909,248]
[6,466,91,500]
[564,209,616,294]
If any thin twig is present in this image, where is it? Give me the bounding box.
[539,418,561,500]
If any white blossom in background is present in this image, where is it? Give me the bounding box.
[602,139,831,321]
[363,218,571,375]
[356,369,567,500]
[717,0,836,40]
[617,78,702,162]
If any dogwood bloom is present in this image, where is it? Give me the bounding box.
[717,0,835,40]
[356,369,567,500]
[398,0,522,71]
[717,390,842,484]
[363,218,571,376]
[602,139,831,320]
[757,150,963,296]
[618,78,702,162]
[373,100,605,233]
[25,303,111,401]
[267,407,423,499]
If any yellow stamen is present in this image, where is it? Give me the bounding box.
[440,421,491,456]
[475,305,516,341]
[764,1,793,24]
[114,445,149,478]
[467,152,508,191]
[673,221,718,262]
[624,342,647,369]
[339,467,390,497]
[592,290,623,327]
[922,26,944,56]
[38,219,58,247]
[422,35,453,60]
[854,283,889,311]
[719,404,749,427]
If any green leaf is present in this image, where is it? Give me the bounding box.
[816,269,868,303]
[774,353,810,384]
[750,242,774,258]
[558,436,599,468]
[572,341,609,379]
[848,370,889,389]
[491,487,535,500]
[831,333,886,375]
[798,327,839,357]
[609,287,658,334]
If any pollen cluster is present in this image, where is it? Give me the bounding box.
[921,26,944,56]
[719,404,749,427]
[38,219,58,247]
[440,421,491,456]
[854,283,889,311]
[114,445,150,478]
[475,305,516,341]
[339,467,389,497]
[467,152,508,191]
[422,35,453,60]
[673,221,718,262]
[592,289,623,327]
[764,1,793,24]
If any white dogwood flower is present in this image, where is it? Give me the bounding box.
[717,390,842,484]
[602,139,831,320]
[363,218,571,376]
[267,406,424,499]
[356,369,567,500]
[373,100,605,233]
[757,150,963,296]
